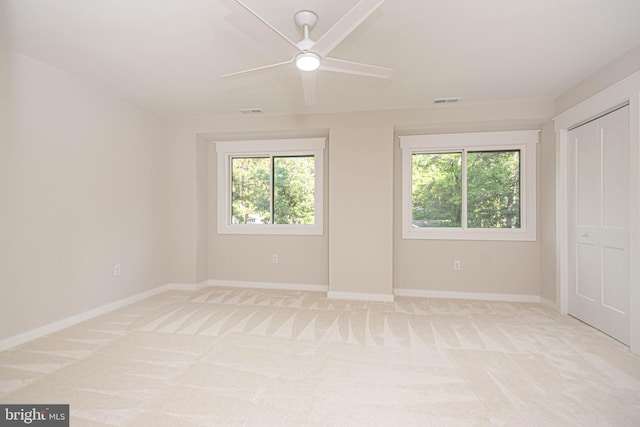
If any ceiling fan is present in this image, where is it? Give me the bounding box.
[221,0,393,106]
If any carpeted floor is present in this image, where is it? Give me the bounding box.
[1,287,640,426]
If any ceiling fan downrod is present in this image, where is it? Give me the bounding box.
[294,10,318,51]
[294,10,320,71]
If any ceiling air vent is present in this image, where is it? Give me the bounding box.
[433,97,462,104]
[239,108,263,114]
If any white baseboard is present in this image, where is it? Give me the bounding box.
[208,279,328,293]
[165,283,198,291]
[165,282,213,292]
[393,288,541,303]
[327,291,395,303]
[0,283,181,352]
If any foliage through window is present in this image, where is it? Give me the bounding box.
[216,138,325,235]
[231,156,315,225]
[467,150,520,228]
[401,131,537,241]
[411,152,462,228]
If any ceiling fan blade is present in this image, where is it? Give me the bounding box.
[301,71,317,106]
[320,57,393,79]
[311,0,386,57]
[222,0,300,57]
[221,59,293,80]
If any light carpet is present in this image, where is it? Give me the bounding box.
[1,287,639,426]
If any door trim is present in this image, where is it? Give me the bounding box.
[567,102,629,131]
[554,70,640,355]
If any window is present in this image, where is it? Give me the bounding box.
[216,137,325,235]
[400,130,537,240]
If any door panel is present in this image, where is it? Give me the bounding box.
[602,121,627,228]
[575,243,598,301]
[575,127,599,227]
[602,246,626,313]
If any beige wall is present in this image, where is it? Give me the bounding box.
[538,120,557,304]
[167,119,198,284]
[195,135,209,285]
[0,1,8,189]
[168,100,553,298]
[327,112,394,295]
[0,53,170,340]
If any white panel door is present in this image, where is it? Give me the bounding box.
[568,105,629,344]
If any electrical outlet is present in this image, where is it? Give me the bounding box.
[453,260,461,271]
[272,254,279,264]
[113,264,121,276]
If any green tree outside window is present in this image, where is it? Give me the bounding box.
[232,155,315,225]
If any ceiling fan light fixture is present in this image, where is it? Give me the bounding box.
[295,52,320,71]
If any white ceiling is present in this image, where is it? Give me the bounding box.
[6,0,640,118]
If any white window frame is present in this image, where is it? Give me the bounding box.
[216,137,325,235]
[400,130,538,241]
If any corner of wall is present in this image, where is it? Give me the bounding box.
[538,120,557,304]
[196,134,210,284]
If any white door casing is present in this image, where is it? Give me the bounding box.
[568,106,629,344]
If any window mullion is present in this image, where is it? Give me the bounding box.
[270,155,275,224]
[461,149,468,230]
[227,154,233,226]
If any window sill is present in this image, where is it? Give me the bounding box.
[402,227,536,241]
[218,224,323,236]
